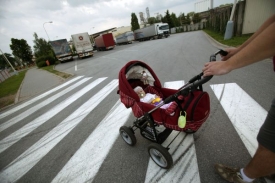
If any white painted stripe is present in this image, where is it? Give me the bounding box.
[0,77,107,154]
[210,83,267,156]
[0,79,118,183]
[0,77,91,132]
[146,133,200,183]
[0,76,83,119]
[163,80,185,89]
[145,81,201,183]
[52,100,132,183]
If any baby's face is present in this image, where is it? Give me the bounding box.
[136,88,146,98]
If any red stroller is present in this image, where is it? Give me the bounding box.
[118,50,227,169]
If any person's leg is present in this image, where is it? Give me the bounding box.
[215,145,275,183]
[243,144,275,178]
[247,98,275,178]
[215,98,275,182]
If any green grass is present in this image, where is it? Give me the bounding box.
[40,65,72,79]
[0,70,27,98]
[203,29,253,47]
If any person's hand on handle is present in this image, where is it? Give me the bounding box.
[220,47,239,61]
[202,61,232,77]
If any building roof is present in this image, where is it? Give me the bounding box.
[90,27,117,38]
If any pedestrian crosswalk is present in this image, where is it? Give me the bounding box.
[52,101,132,183]
[0,76,89,133]
[0,76,270,183]
[210,83,267,156]
[0,76,84,120]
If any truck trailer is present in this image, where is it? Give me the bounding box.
[95,33,115,51]
[49,39,73,63]
[115,31,134,45]
[71,32,93,59]
[134,23,170,41]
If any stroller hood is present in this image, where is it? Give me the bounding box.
[118,60,162,102]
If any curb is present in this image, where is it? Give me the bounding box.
[203,31,232,49]
[41,67,66,81]
[53,65,75,81]
[14,73,26,104]
[14,67,72,104]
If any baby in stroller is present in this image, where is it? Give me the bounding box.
[133,86,177,116]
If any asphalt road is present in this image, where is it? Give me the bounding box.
[1,31,274,183]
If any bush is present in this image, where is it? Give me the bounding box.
[35,55,56,68]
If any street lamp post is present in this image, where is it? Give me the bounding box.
[90,27,95,34]
[90,27,95,44]
[43,21,53,41]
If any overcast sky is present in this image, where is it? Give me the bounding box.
[0,0,233,55]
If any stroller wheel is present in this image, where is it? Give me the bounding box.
[148,143,173,169]
[119,126,136,146]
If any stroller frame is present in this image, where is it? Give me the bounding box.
[119,50,228,169]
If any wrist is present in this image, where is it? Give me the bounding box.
[224,60,234,73]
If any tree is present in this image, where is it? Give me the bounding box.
[164,10,174,29]
[187,12,195,17]
[179,13,187,25]
[186,14,191,25]
[33,32,56,67]
[148,17,157,25]
[193,13,201,24]
[155,14,162,23]
[10,38,33,64]
[171,13,180,27]
[33,32,55,58]
[219,3,233,7]
[131,13,140,31]
[161,15,167,24]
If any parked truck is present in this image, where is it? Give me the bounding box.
[115,31,135,45]
[71,32,93,59]
[134,23,170,41]
[95,33,115,51]
[49,39,73,63]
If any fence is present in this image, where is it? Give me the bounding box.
[203,1,246,36]
[170,1,246,36]
[0,69,12,83]
[170,22,204,34]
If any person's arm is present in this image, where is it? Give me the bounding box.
[221,14,275,61]
[203,22,275,76]
[238,14,275,50]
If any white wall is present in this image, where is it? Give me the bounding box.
[242,0,275,34]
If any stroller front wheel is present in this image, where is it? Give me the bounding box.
[119,126,136,146]
[148,143,173,169]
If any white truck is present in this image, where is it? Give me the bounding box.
[134,23,170,41]
[115,31,135,45]
[71,32,93,59]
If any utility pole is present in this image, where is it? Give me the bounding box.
[0,49,18,75]
[224,0,237,40]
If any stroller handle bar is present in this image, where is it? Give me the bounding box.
[188,49,228,84]
[163,49,228,104]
